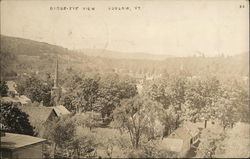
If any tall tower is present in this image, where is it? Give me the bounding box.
[51,57,61,106]
[54,58,59,88]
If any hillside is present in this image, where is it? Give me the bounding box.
[1,35,69,56]
[1,35,172,60]
[0,35,249,82]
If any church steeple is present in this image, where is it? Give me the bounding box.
[54,58,59,88]
[51,56,61,106]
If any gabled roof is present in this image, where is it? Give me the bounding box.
[18,95,31,105]
[50,105,70,117]
[17,106,55,126]
[1,133,46,150]
[1,97,20,104]
[168,122,200,140]
[1,95,31,105]
[183,121,200,137]
[169,127,192,140]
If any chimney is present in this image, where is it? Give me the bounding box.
[204,120,207,128]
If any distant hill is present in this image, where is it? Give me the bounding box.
[1,35,248,82]
[1,35,69,56]
[1,35,173,60]
[78,49,173,61]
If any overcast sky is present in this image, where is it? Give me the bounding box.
[1,0,249,57]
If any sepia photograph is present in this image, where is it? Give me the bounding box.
[0,0,249,158]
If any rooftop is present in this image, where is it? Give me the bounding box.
[51,105,70,116]
[1,133,46,150]
[1,97,20,104]
[1,96,31,105]
[17,106,55,125]
[169,127,193,140]
[168,121,200,140]
[183,121,201,137]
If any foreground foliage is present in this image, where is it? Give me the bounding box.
[0,102,34,136]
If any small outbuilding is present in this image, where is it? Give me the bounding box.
[161,121,201,157]
[1,132,46,159]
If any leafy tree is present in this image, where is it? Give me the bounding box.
[60,92,87,113]
[214,85,238,129]
[142,77,186,130]
[77,77,99,111]
[60,94,76,112]
[182,77,221,122]
[170,76,186,109]
[230,82,249,123]
[113,96,164,149]
[139,140,178,158]
[0,80,8,97]
[144,82,168,107]
[69,131,97,158]
[196,129,225,158]
[72,112,102,130]
[62,75,99,113]
[44,116,75,158]
[0,102,34,136]
[94,74,137,121]
[16,75,53,106]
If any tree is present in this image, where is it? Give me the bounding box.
[182,77,221,122]
[60,92,87,113]
[44,116,75,158]
[230,82,249,123]
[72,112,102,130]
[62,75,99,113]
[0,102,34,136]
[196,129,225,158]
[68,128,97,158]
[215,85,238,129]
[94,75,138,121]
[139,139,178,158]
[16,75,53,106]
[78,77,99,111]
[170,76,186,109]
[113,96,164,149]
[142,78,186,130]
[0,80,8,97]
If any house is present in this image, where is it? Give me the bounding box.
[161,121,200,157]
[17,106,58,136]
[0,132,46,159]
[17,106,57,126]
[1,97,22,106]
[17,105,70,136]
